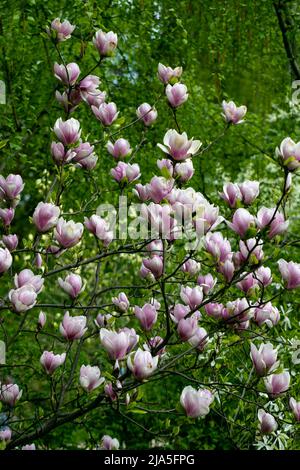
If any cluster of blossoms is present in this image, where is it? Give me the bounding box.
[2,16,300,451]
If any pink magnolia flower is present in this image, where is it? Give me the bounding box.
[133,183,149,201]
[157,159,174,178]
[79,365,105,392]
[236,273,258,294]
[92,102,119,126]
[0,208,15,226]
[239,181,260,205]
[237,238,264,265]
[120,327,139,354]
[188,327,208,351]
[9,286,37,312]
[0,174,24,203]
[33,202,60,232]
[100,435,119,450]
[38,311,46,329]
[141,202,177,240]
[180,285,203,309]
[177,314,198,341]
[111,161,140,183]
[180,386,213,418]
[134,303,158,331]
[278,259,300,289]
[100,328,130,360]
[0,427,12,442]
[55,89,82,114]
[49,18,75,42]
[72,142,95,164]
[40,351,66,375]
[142,256,163,279]
[290,397,300,422]
[219,182,241,208]
[84,214,113,246]
[53,118,81,146]
[146,176,174,203]
[256,207,289,239]
[258,409,277,434]
[112,292,130,312]
[197,273,216,295]
[264,372,290,398]
[218,258,235,282]
[79,75,100,94]
[204,232,232,263]
[0,382,22,406]
[276,137,300,171]
[54,62,80,86]
[228,208,255,238]
[166,83,188,107]
[254,302,280,328]
[127,349,158,380]
[58,273,83,298]
[170,304,190,323]
[59,311,87,340]
[181,259,201,277]
[174,159,194,182]
[157,129,201,161]
[104,383,117,401]
[107,138,132,159]
[157,63,182,84]
[76,153,98,170]
[136,103,157,126]
[0,247,12,273]
[146,239,164,255]
[222,100,247,124]
[54,218,83,248]
[2,234,18,251]
[204,302,224,320]
[93,30,118,56]
[250,343,279,376]
[255,266,272,287]
[14,269,44,293]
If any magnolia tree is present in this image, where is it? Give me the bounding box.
[0,18,300,451]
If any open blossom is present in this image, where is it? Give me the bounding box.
[256,207,289,238]
[0,427,12,442]
[0,174,24,203]
[100,329,130,360]
[72,142,95,164]
[0,383,22,406]
[59,312,87,340]
[250,343,279,376]
[100,435,120,450]
[289,397,300,422]
[228,208,255,238]
[254,302,280,328]
[258,410,277,434]
[0,208,14,226]
[49,18,75,41]
[276,137,300,171]
[180,285,203,309]
[0,247,12,273]
[112,292,130,312]
[158,129,201,161]
[146,176,174,203]
[79,365,105,392]
[136,103,158,126]
[166,83,188,107]
[54,62,80,86]
[58,273,83,298]
[93,30,117,56]
[219,182,241,208]
[222,100,247,124]
[107,138,132,159]
[54,218,83,248]
[9,286,37,312]
[14,269,44,293]
[180,386,213,418]
[157,63,182,84]
[92,102,119,126]
[76,152,98,170]
[53,118,81,146]
[278,259,300,289]
[2,234,18,251]
[134,303,158,331]
[197,273,216,295]
[84,214,113,246]
[264,372,290,398]
[40,351,66,375]
[111,161,140,183]
[127,349,158,380]
[33,202,60,232]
